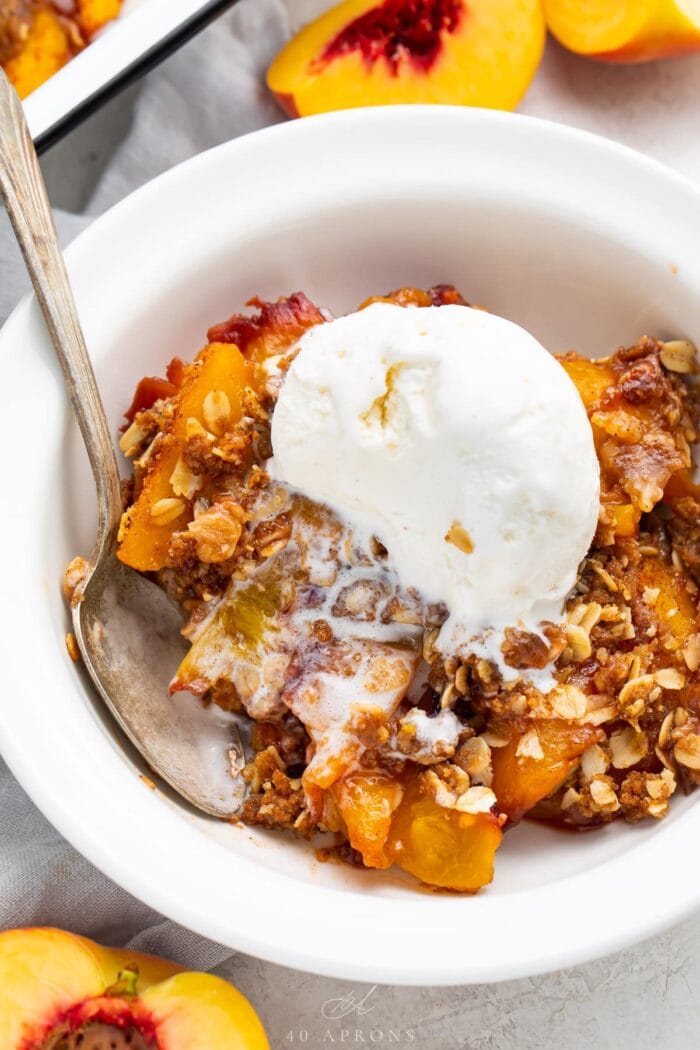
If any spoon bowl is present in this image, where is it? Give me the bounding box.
[75,553,247,816]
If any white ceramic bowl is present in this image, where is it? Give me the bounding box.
[2,107,700,985]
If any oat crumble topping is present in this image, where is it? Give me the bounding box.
[80,285,700,891]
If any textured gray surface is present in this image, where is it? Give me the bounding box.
[217,921,700,1048]
[10,1,700,1043]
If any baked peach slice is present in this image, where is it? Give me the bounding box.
[490,719,603,823]
[117,293,324,573]
[559,354,616,414]
[330,770,502,889]
[636,552,698,646]
[117,342,260,572]
[386,777,503,891]
[207,292,325,364]
[77,0,123,39]
[331,771,405,868]
[4,8,73,100]
[544,0,700,62]
[267,0,545,117]
[3,1,123,99]
[0,927,269,1049]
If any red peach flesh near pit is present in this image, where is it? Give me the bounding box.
[267,0,545,117]
[318,0,465,72]
[23,977,158,1050]
[1,928,269,1050]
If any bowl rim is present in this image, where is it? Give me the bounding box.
[3,105,700,985]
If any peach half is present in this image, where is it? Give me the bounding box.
[544,0,700,62]
[1,927,269,1050]
[267,0,545,117]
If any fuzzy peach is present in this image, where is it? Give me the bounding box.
[0,927,269,1050]
[267,0,545,117]
[544,0,700,62]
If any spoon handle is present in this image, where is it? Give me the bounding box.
[0,70,122,558]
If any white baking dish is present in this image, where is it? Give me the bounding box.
[23,0,238,150]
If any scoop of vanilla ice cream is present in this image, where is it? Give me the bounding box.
[270,302,600,670]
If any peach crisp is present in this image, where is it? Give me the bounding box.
[111,285,700,893]
[1,0,123,99]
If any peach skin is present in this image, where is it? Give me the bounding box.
[267,0,545,117]
[0,927,269,1050]
[544,0,700,62]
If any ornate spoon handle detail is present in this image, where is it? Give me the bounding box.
[0,70,122,563]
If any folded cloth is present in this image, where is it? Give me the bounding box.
[2,0,700,981]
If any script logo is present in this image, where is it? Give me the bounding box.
[321,986,379,1021]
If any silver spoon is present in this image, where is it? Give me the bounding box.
[0,71,246,817]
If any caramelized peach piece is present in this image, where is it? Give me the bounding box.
[561,358,644,538]
[605,502,640,538]
[490,719,602,823]
[331,772,404,868]
[544,0,700,63]
[117,343,259,572]
[5,8,72,99]
[637,556,698,645]
[386,779,502,891]
[560,354,616,409]
[664,469,700,505]
[123,374,179,425]
[560,352,684,530]
[207,292,325,364]
[171,546,302,701]
[267,0,545,117]
[77,0,122,38]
